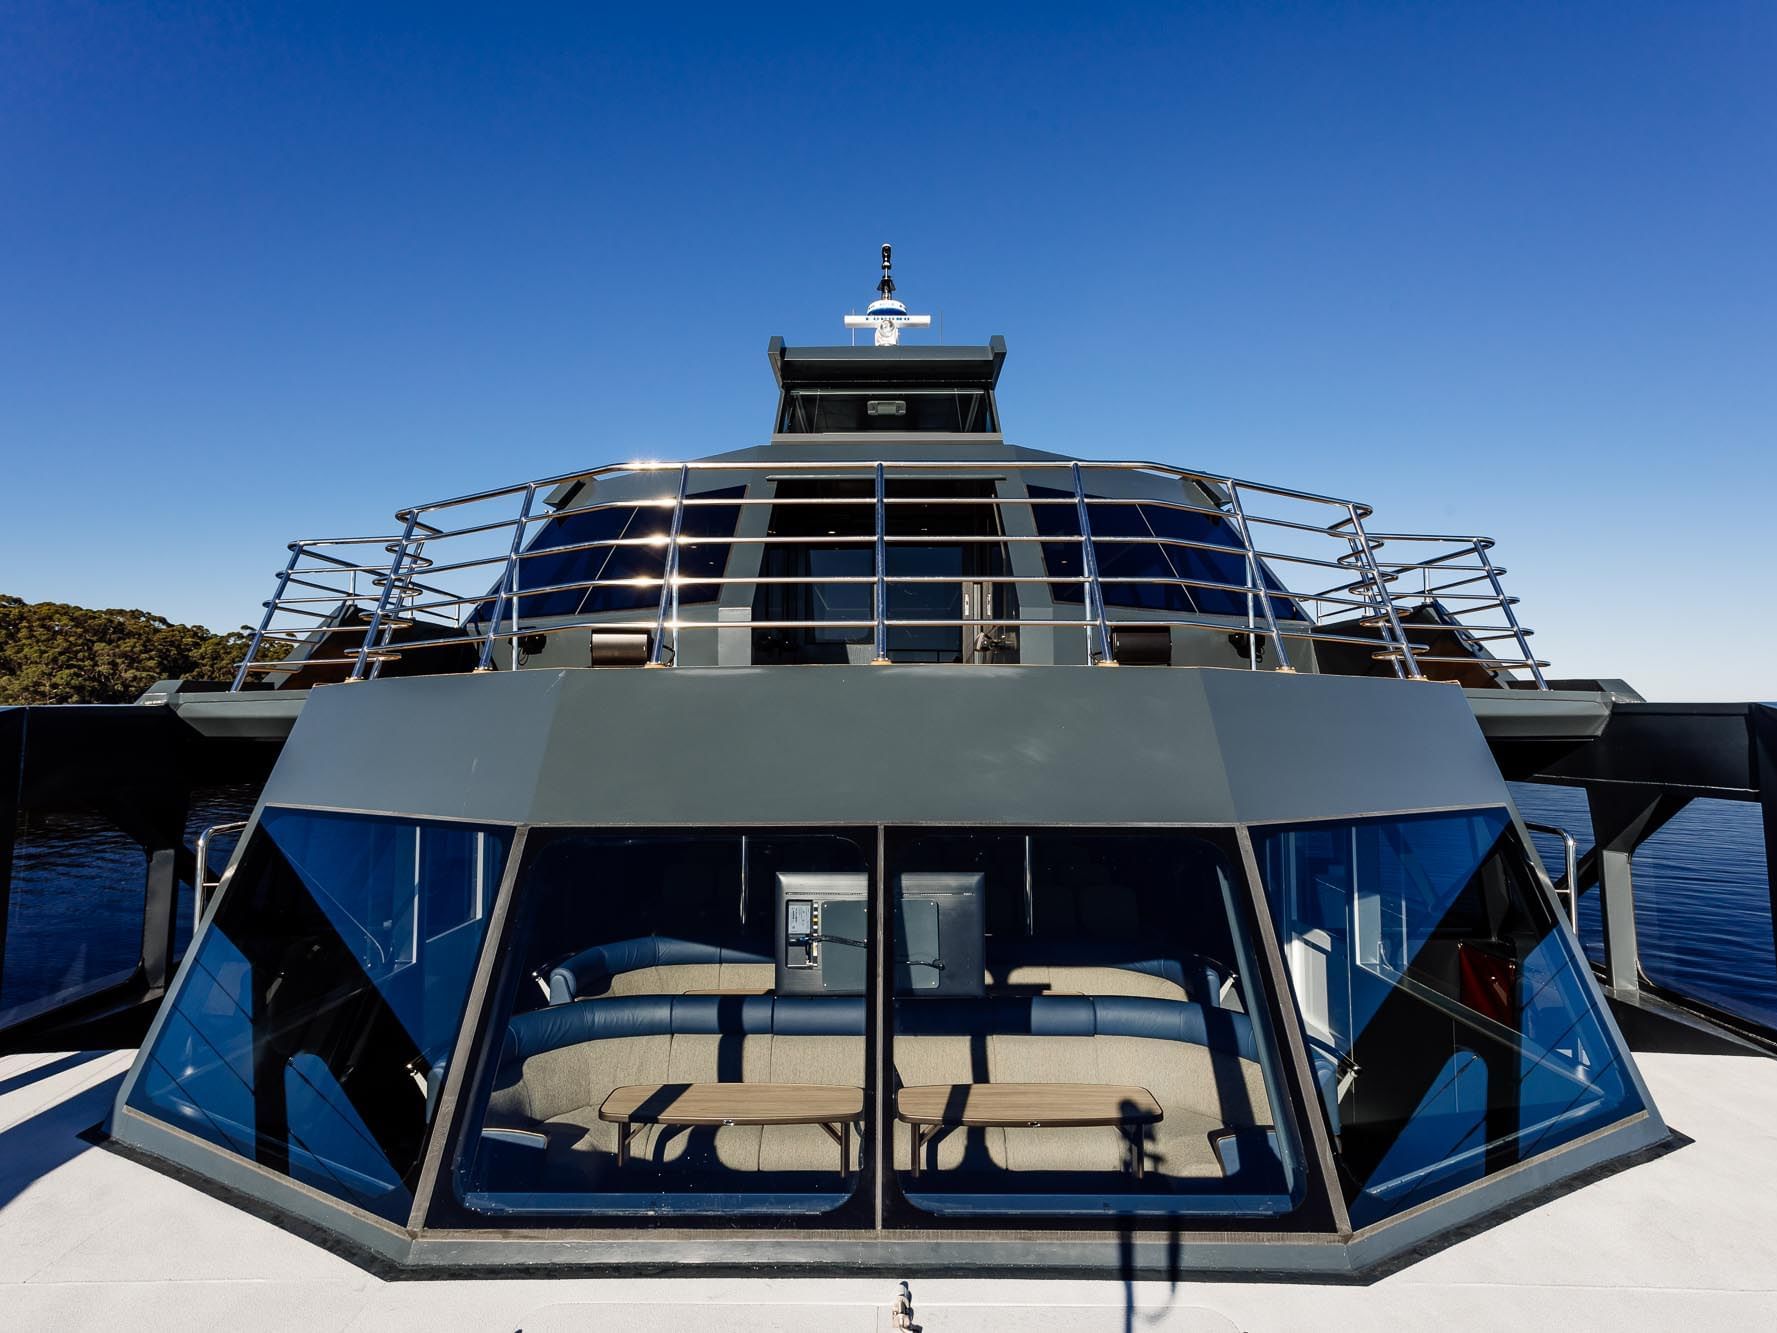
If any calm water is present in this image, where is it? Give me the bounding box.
[1512,782,1777,1029]
[4,782,1773,1031]
[1,785,257,1018]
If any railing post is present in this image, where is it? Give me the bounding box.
[1343,504,1422,680]
[352,511,422,681]
[232,544,301,691]
[1477,540,1547,689]
[479,486,537,672]
[872,462,890,664]
[648,466,691,666]
[1071,463,1116,666]
[1525,821,1579,927]
[1225,482,1292,673]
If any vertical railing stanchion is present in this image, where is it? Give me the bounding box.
[1071,463,1116,665]
[1343,503,1422,680]
[233,544,300,691]
[1226,482,1292,673]
[872,462,890,664]
[1479,539,1547,689]
[479,485,536,672]
[352,511,421,681]
[649,466,691,666]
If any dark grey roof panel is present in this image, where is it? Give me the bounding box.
[263,667,1507,828]
[768,335,1007,388]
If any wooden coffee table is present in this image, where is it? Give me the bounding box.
[599,1082,864,1175]
[895,1083,1163,1178]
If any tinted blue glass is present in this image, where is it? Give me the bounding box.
[1027,486,1301,620]
[1255,809,1642,1227]
[479,487,743,621]
[128,809,511,1222]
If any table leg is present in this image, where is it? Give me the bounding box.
[616,1121,631,1169]
[1129,1124,1145,1180]
[841,1120,850,1178]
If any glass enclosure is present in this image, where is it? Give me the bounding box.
[1254,808,1644,1226]
[446,824,1307,1224]
[128,808,511,1222]
[120,806,1652,1240]
[886,829,1304,1217]
[452,829,872,1217]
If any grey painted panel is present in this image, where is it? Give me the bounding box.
[1206,671,1509,824]
[258,665,1508,829]
[260,675,556,823]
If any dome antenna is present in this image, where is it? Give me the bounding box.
[844,243,932,346]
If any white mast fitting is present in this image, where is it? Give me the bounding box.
[843,243,932,346]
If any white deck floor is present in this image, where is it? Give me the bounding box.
[2,1046,1775,1331]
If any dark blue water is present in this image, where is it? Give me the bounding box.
[1,785,256,1019]
[5,783,1774,1031]
[1512,782,1777,1029]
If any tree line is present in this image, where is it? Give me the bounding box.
[0,594,287,705]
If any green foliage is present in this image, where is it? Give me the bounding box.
[0,594,287,705]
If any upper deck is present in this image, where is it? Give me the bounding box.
[230,337,1549,694]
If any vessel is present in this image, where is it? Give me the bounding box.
[3,251,1775,1304]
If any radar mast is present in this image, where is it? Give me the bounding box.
[844,243,933,346]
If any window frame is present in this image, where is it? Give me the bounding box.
[421,821,1343,1238]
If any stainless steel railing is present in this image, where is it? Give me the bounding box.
[230,456,1550,688]
[1524,820,1580,926]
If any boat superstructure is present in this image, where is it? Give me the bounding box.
[3,256,1773,1288]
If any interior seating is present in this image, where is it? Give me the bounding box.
[982,939,1236,1005]
[892,996,1268,1178]
[484,992,1270,1188]
[488,995,864,1182]
[545,935,1235,1007]
[546,937,773,1004]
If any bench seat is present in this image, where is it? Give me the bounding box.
[486,994,1270,1183]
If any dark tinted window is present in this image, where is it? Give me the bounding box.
[1256,808,1644,1226]
[127,809,511,1222]
[1029,486,1302,620]
[777,389,997,433]
[482,486,744,620]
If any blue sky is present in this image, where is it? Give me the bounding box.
[2,2,1772,700]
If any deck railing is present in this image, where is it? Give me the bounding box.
[231,457,1548,688]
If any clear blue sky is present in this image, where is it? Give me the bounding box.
[2,3,1772,699]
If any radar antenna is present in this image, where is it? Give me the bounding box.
[844,242,931,346]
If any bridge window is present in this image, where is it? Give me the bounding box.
[777,388,997,434]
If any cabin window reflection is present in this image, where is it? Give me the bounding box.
[1255,809,1645,1227]
[1028,485,1303,621]
[886,830,1304,1216]
[454,830,872,1217]
[125,809,511,1223]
